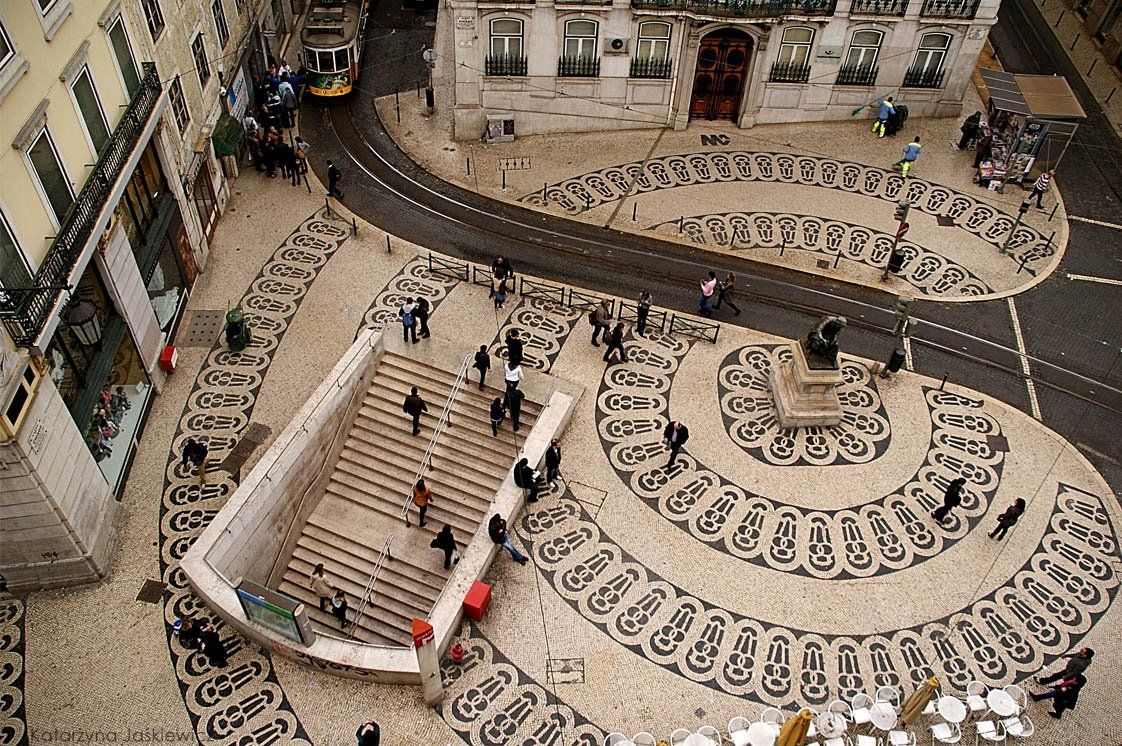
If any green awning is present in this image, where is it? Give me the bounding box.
[211,112,245,157]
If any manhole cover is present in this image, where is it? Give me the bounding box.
[936,215,956,227]
[136,578,167,604]
[178,310,226,348]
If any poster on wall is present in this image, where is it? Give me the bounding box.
[226,66,250,120]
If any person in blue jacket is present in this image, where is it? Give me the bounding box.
[873,96,895,138]
[894,135,923,177]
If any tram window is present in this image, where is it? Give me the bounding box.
[334,48,350,71]
[316,50,334,71]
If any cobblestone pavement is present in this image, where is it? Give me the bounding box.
[10,169,1120,746]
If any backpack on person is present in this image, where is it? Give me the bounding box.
[588,309,597,326]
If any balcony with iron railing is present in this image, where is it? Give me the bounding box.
[836,64,879,86]
[769,61,812,83]
[902,66,946,88]
[920,0,979,16]
[630,57,673,78]
[558,55,601,77]
[631,0,835,18]
[849,0,907,14]
[485,54,528,76]
[0,62,162,349]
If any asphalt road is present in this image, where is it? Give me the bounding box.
[302,0,1122,493]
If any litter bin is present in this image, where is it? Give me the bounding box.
[886,347,907,373]
[887,248,907,274]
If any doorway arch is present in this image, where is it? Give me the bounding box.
[689,28,753,122]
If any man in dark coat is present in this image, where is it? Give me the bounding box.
[545,439,562,484]
[473,345,490,390]
[199,623,227,668]
[932,477,966,523]
[415,297,431,339]
[504,385,524,432]
[513,458,541,503]
[489,514,528,564]
[957,111,981,150]
[402,387,428,436]
[1030,672,1086,719]
[602,322,627,364]
[1037,648,1094,685]
[429,525,458,569]
[355,721,381,746]
[182,438,209,485]
[663,421,690,468]
[989,498,1026,540]
[505,329,524,368]
[327,160,343,197]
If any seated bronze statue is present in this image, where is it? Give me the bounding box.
[804,315,847,369]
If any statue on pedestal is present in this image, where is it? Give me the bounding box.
[804,315,847,369]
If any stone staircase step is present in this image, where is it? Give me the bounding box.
[347,421,509,482]
[362,386,534,449]
[379,354,544,415]
[301,516,448,592]
[277,578,411,646]
[325,474,482,539]
[281,566,429,635]
[334,445,495,515]
[354,401,523,463]
[290,548,439,610]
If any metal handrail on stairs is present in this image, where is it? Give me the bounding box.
[347,531,395,642]
[400,353,473,527]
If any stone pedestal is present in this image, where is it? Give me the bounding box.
[768,343,844,429]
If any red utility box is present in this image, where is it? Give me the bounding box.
[159,345,178,373]
[463,580,492,622]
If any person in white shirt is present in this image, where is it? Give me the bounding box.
[504,361,524,389]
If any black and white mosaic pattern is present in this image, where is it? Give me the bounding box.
[597,332,1007,578]
[488,297,583,371]
[519,484,1118,707]
[521,152,1055,275]
[652,212,993,297]
[0,598,25,746]
[719,344,891,466]
[440,623,606,746]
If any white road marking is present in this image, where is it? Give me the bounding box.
[1007,297,1042,420]
[1069,215,1122,230]
[1066,273,1122,286]
[903,335,914,371]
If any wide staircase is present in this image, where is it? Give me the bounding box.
[277,351,541,646]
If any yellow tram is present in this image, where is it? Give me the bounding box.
[302,0,369,97]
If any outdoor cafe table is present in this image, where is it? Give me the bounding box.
[869,702,898,731]
[684,734,717,746]
[937,696,968,724]
[987,689,1019,717]
[746,722,777,746]
[815,712,847,739]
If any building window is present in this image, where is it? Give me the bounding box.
[564,20,599,59]
[0,18,14,70]
[107,16,141,97]
[36,0,59,13]
[141,0,165,41]
[192,34,211,89]
[70,66,111,155]
[27,129,74,225]
[845,29,883,69]
[212,0,230,49]
[490,18,523,57]
[636,21,671,60]
[911,32,950,75]
[0,211,32,290]
[169,77,190,133]
[334,48,350,71]
[776,26,814,66]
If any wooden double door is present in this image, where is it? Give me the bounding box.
[690,30,753,121]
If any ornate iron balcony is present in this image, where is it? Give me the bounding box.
[558,56,600,77]
[836,64,879,86]
[630,0,836,18]
[769,61,812,83]
[630,57,672,78]
[0,62,162,349]
[485,54,528,76]
[920,0,979,16]
[850,0,907,14]
[903,66,946,88]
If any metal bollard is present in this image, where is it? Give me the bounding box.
[1017,255,1029,274]
[678,215,684,234]
[1070,32,1081,51]
[351,217,357,236]
[938,372,948,391]
[1054,9,1066,26]
[632,202,637,222]
[386,235,392,254]
[325,196,332,218]
[1107,87,1117,105]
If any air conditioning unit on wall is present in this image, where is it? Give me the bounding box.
[605,37,630,55]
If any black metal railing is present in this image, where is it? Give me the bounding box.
[836,64,879,86]
[850,0,907,13]
[485,54,528,76]
[558,56,600,77]
[0,62,162,348]
[631,57,672,78]
[902,66,946,88]
[769,61,812,83]
[920,0,979,16]
[631,0,835,15]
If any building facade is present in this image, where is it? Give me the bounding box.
[1074,0,1122,71]
[450,0,999,138]
[0,0,301,592]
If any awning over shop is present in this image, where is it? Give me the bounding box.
[211,112,245,157]
[979,68,1086,119]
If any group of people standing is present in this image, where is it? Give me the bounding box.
[698,272,742,318]
[243,62,311,184]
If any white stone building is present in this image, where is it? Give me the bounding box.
[449,0,998,138]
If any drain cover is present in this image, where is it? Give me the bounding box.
[136,578,167,604]
[178,310,226,348]
[936,215,956,227]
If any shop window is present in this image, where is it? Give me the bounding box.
[115,145,167,254]
[564,20,599,59]
[192,33,211,89]
[193,160,218,240]
[107,16,141,98]
[1,362,42,437]
[71,66,111,155]
[146,216,190,331]
[27,128,74,226]
[777,26,814,66]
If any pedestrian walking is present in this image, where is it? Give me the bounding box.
[505,329,524,368]
[473,345,490,390]
[957,111,982,150]
[294,135,310,177]
[545,439,562,484]
[872,96,895,138]
[491,255,514,283]
[602,322,628,363]
[488,514,528,564]
[1037,648,1094,686]
[276,139,295,180]
[199,623,228,668]
[931,476,966,523]
[513,457,542,502]
[177,617,200,649]
[281,81,298,129]
[399,298,418,343]
[713,272,742,316]
[492,276,509,310]
[415,296,431,339]
[1029,170,1054,209]
[894,135,923,178]
[590,300,611,346]
[489,397,505,436]
[663,421,690,468]
[327,160,343,197]
[411,478,433,527]
[504,385,524,432]
[504,360,524,389]
[182,437,208,485]
[973,131,993,169]
[330,589,349,628]
[988,497,1026,540]
[636,290,653,336]
[699,272,717,317]
[429,524,459,569]
[402,386,428,436]
[1030,672,1086,719]
[310,563,334,611]
[355,721,381,746]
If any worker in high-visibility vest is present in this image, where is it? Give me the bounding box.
[894,135,923,178]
